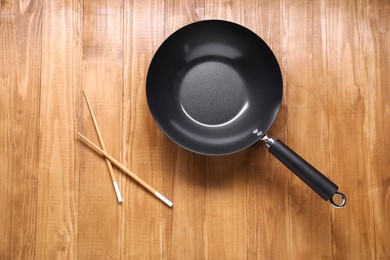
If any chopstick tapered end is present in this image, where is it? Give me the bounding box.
[155,192,173,207]
[113,181,123,203]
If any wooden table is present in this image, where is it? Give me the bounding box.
[1,0,389,259]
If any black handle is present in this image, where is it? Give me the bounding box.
[265,137,346,207]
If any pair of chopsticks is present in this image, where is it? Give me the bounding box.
[79,91,173,207]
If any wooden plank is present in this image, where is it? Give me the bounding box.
[245,0,291,259]
[163,1,206,259]
[285,0,333,258]
[326,0,384,258]
[78,1,123,258]
[372,1,390,256]
[204,1,248,258]
[35,0,82,258]
[122,0,166,258]
[0,1,42,259]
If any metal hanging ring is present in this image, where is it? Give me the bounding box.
[330,192,346,208]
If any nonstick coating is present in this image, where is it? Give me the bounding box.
[146,20,283,155]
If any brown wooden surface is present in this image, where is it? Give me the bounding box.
[1,0,389,259]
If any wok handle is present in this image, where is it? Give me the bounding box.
[263,136,346,208]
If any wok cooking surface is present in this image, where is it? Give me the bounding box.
[146,20,283,155]
[180,60,246,127]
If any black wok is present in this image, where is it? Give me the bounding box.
[146,20,346,208]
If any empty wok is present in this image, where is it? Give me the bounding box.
[146,20,346,208]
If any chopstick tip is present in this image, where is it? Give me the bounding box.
[155,192,173,207]
[113,181,123,204]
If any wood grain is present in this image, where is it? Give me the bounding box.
[246,0,291,259]
[35,0,82,259]
[122,0,166,258]
[0,1,42,259]
[325,0,387,258]
[0,0,389,259]
[371,2,390,257]
[79,0,123,259]
[285,1,334,258]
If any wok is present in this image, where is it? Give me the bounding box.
[146,20,346,208]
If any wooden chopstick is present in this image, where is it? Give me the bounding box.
[77,132,173,207]
[83,90,123,203]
